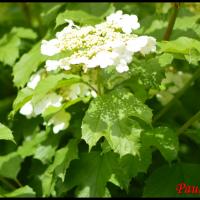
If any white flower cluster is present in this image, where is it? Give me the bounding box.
[41,10,156,73]
[19,92,63,118]
[19,10,156,134]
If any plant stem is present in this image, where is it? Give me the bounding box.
[163,3,180,41]
[0,177,16,190]
[81,80,98,94]
[20,3,33,27]
[33,3,43,38]
[97,68,103,95]
[153,67,200,123]
[15,179,23,187]
[178,110,200,135]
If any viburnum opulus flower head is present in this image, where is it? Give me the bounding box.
[19,10,156,134]
[41,10,156,73]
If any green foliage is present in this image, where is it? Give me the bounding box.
[82,88,152,156]
[143,163,200,197]
[64,151,117,197]
[0,152,22,179]
[56,10,102,28]
[4,185,36,197]
[0,2,200,198]
[0,27,37,66]
[0,123,15,143]
[13,42,47,88]
[32,73,80,105]
[141,127,179,162]
[40,139,78,196]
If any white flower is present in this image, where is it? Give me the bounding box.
[27,73,41,89]
[41,39,61,56]
[59,58,71,70]
[69,56,89,65]
[127,36,148,52]
[93,51,114,68]
[140,36,156,55]
[39,11,156,74]
[106,10,140,34]
[19,101,33,117]
[106,10,123,23]
[121,14,140,33]
[127,36,156,55]
[47,110,71,134]
[116,59,129,73]
[91,90,97,98]
[34,93,63,115]
[53,123,66,134]
[68,84,81,100]
[45,60,60,71]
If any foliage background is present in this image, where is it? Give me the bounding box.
[0,2,200,197]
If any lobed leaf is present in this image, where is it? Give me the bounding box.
[82,88,152,156]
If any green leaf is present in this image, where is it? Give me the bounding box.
[9,87,33,118]
[41,4,64,27]
[11,27,37,40]
[143,163,200,197]
[13,42,47,88]
[56,10,102,28]
[33,131,62,164]
[158,53,174,67]
[0,34,20,66]
[40,139,78,197]
[0,185,9,196]
[0,27,37,66]
[0,152,22,179]
[65,3,115,18]
[5,185,35,197]
[142,127,179,162]
[112,148,152,191]
[130,57,164,90]
[64,151,118,197]
[32,73,80,105]
[82,88,152,156]
[158,37,200,55]
[17,131,48,158]
[107,118,142,157]
[0,123,15,143]
[173,14,200,38]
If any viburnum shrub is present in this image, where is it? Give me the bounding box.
[0,3,200,198]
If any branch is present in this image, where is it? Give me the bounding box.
[20,3,33,27]
[178,110,200,135]
[0,177,16,190]
[163,3,181,41]
[153,67,200,123]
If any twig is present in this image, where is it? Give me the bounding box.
[81,80,98,94]
[163,3,181,41]
[0,177,16,190]
[20,3,33,27]
[14,179,23,188]
[178,110,200,135]
[153,67,200,123]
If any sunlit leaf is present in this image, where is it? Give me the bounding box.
[5,185,35,197]
[0,123,15,143]
[13,42,47,88]
[82,88,152,156]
